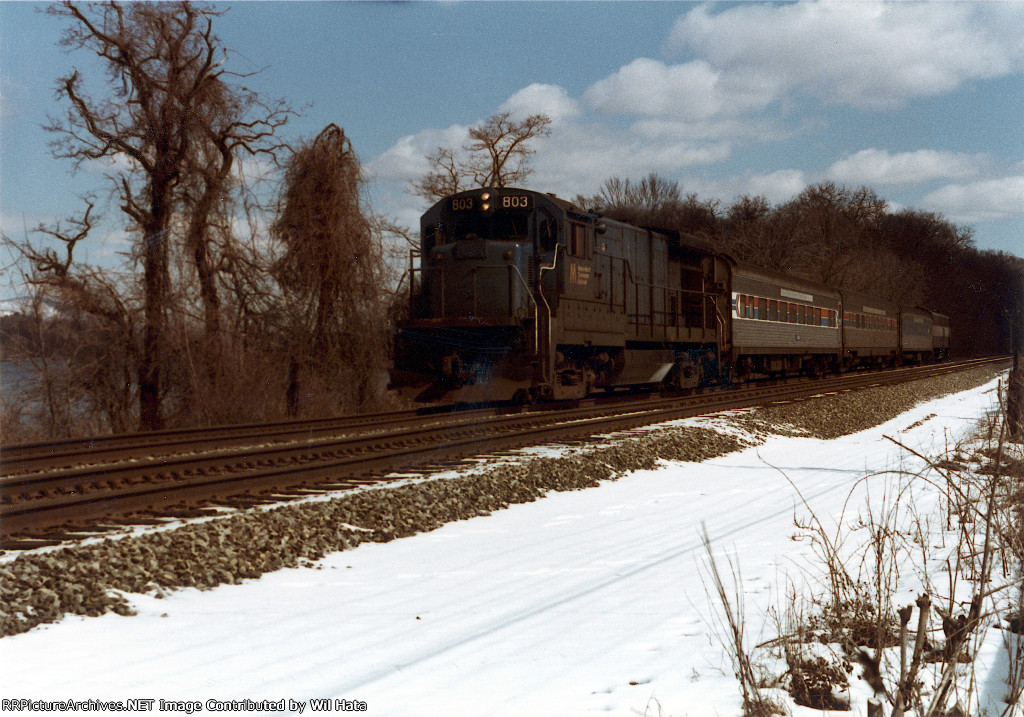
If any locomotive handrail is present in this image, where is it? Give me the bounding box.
[536,244,563,384]
[469,262,540,357]
[594,250,717,332]
[408,264,447,317]
[468,262,538,313]
[406,248,451,319]
[616,255,717,333]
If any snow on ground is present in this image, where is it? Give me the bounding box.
[0,377,1013,716]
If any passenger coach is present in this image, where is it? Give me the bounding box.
[728,263,841,379]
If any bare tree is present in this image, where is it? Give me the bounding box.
[579,173,721,239]
[412,111,552,203]
[412,146,466,204]
[7,218,138,437]
[723,195,804,274]
[272,124,389,414]
[180,75,290,383]
[43,1,290,430]
[780,183,888,287]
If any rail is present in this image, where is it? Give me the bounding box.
[0,356,1008,544]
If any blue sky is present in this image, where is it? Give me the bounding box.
[2,1,1022,301]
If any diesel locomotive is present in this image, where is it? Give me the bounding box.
[390,187,949,404]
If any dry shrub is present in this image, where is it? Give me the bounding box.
[784,651,851,711]
[700,526,787,717]
[272,124,390,414]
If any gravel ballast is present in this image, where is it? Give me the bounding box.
[0,365,1003,637]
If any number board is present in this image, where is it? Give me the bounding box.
[497,194,531,209]
[449,194,533,212]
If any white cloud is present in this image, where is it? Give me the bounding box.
[734,170,810,205]
[631,116,787,144]
[826,149,990,186]
[667,2,1024,109]
[500,83,580,125]
[233,154,280,185]
[365,124,469,183]
[82,153,137,176]
[672,170,811,207]
[922,176,1024,222]
[583,58,777,122]
[367,76,740,203]
[585,58,722,119]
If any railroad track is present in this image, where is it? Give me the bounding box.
[0,357,1007,545]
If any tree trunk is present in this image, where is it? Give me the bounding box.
[1010,341,1022,442]
[139,181,173,432]
[189,200,222,382]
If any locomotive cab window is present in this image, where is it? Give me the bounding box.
[536,209,559,252]
[570,223,588,258]
[443,202,531,242]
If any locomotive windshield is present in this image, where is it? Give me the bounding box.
[432,208,531,243]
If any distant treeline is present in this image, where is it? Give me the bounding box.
[577,176,1023,357]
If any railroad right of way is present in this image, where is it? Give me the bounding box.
[0,362,1006,638]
